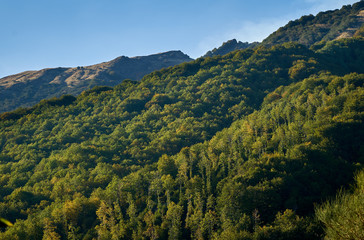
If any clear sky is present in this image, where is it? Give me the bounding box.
[0,0,359,78]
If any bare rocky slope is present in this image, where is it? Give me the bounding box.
[0,50,192,113]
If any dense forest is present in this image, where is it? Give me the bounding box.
[0,1,364,239]
[0,35,363,239]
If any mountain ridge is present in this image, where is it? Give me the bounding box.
[262,1,364,46]
[0,50,192,113]
[2,1,363,114]
[204,1,364,59]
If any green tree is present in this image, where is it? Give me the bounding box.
[96,201,125,240]
[42,218,61,240]
[316,170,364,240]
[162,202,183,240]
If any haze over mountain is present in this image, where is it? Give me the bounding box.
[0,51,192,113]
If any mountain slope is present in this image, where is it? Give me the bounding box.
[262,1,364,47]
[203,1,363,59]
[0,51,192,113]
[0,37,363,239]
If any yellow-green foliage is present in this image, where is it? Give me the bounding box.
[316,170,364,240]
[0,39,363,239]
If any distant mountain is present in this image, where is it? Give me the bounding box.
[203,39,259,57]
[262,1,364,46]
[0,50,192,113]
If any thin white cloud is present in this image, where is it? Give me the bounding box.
[226,18,290,43]
[230,0,358,43]
[304,0,358,14]
[193,0,359,58]
[193,17,289,58]
[193,2,316,57]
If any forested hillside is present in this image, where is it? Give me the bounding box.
[262,1,364,46]
[0,35,363,239]
[0,51,192,113]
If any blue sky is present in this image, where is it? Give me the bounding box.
[0,0,359,78]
